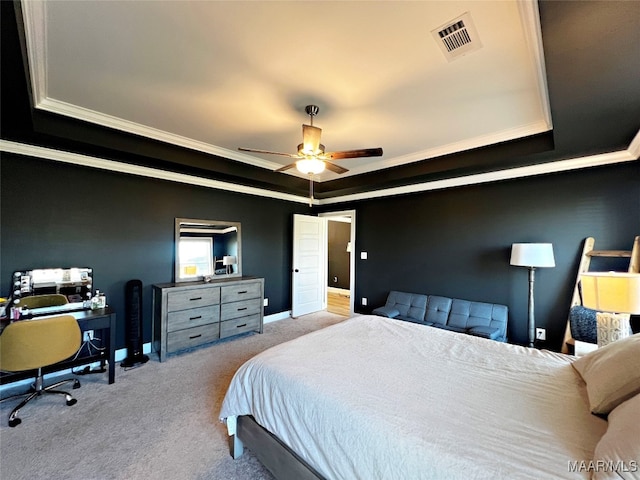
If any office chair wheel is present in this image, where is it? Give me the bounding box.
[66,398,77,406]
[72,379,81,389]
[9,417,21,428]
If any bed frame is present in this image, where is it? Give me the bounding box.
[230,415,325,480]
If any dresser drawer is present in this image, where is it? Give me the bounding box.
[220,298,262,321]
[167,287,220,312]
[167,324,220,353]
[221,282,261,303]
[220,314,261,339]
[167,306,219,333]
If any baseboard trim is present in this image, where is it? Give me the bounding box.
[264,311,291,324]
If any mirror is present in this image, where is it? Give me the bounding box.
[175,218,242,282]
[11,267,93,314]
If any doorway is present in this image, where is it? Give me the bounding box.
[320,210,355,316]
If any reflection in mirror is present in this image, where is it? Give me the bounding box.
[175,218,242,282]
[11,267,93,315]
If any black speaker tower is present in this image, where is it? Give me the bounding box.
[121,279,149,368]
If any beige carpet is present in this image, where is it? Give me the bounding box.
[0,311,347,480]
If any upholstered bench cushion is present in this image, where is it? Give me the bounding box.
[448,299,508,342]
[432,323,466,334]
[468,325,501,340]
[372,291,427,322]
[424,296,452,326]
[373,291,508,342]
[372,305,400,318]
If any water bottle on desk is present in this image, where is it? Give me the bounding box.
[91,290,101,310]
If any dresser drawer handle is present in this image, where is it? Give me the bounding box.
[237,290,248,294]
[190,297,202,301]
[189,315,202,321]
[189,334,202,340]
[236,323,247,328]
[237,307,247,311]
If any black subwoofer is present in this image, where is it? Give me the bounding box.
[121,279,149,368]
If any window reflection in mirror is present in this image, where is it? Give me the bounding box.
[175,218,242,282]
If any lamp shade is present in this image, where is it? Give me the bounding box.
[580,271,640,314]
[222,255,237,266]
[510,243,555,268]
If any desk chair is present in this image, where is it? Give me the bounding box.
[0,314,81,427]
[16,294,68,309]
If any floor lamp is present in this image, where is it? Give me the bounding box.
[511,243,556,347]
[580,271,640,347]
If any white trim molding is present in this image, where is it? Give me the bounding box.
[1,137,638,207]
[0,140,310,204]
[318,148,639,205]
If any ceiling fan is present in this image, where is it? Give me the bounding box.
[238,105,383,176]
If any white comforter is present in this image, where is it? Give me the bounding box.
[219,315,607,479]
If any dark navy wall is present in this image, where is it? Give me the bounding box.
[0,154,308,348]
[2,155,638,351]
[328,221,351,290]
[346,162,639,349]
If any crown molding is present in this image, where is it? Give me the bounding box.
[0,140,311,205]
[627,129,640,159]
[2,138,637,208]
[317,148,639,205]
[518,0,553,129]
[342,120,551,178]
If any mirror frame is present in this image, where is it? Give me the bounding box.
[174,218,242,282]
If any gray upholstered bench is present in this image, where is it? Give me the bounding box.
[372,291,508,342]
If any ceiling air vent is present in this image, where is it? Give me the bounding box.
[431,12,482,62]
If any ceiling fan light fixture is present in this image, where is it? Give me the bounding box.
[296,158,325,175]
[301,124,323,155]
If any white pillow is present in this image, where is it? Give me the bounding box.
[572,333,640,415]
[592,393,640,479]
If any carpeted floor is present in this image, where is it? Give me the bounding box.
[0,311,347,480]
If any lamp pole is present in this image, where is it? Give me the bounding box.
[510,242,555,349]
[527,267,536,347]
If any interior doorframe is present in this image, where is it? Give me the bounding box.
[319,209,356,315]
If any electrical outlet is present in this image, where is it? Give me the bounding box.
[263,298,269,307]
[83,330,94,342]
[535,328,546,341]
[362,297,368,306]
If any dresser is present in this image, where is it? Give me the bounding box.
[152,277,264,362]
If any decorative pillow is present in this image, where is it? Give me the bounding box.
[572,333,640,415]
[596,313,632,347]
[592,393,640,479]
[569,305,597,343]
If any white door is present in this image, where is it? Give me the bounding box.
[292,214,326,317]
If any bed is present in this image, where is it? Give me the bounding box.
[219,315,640,479]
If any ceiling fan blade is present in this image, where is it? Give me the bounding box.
[323,148,383,160]
[323,161,349,174]
[274,163,297,172]
[238,147,301,159]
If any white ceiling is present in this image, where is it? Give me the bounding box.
[22,0,551,182]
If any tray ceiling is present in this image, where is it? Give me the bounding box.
[22,0,551,184]
[8,0,638,204]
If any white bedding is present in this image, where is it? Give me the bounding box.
[219,315,607,479]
